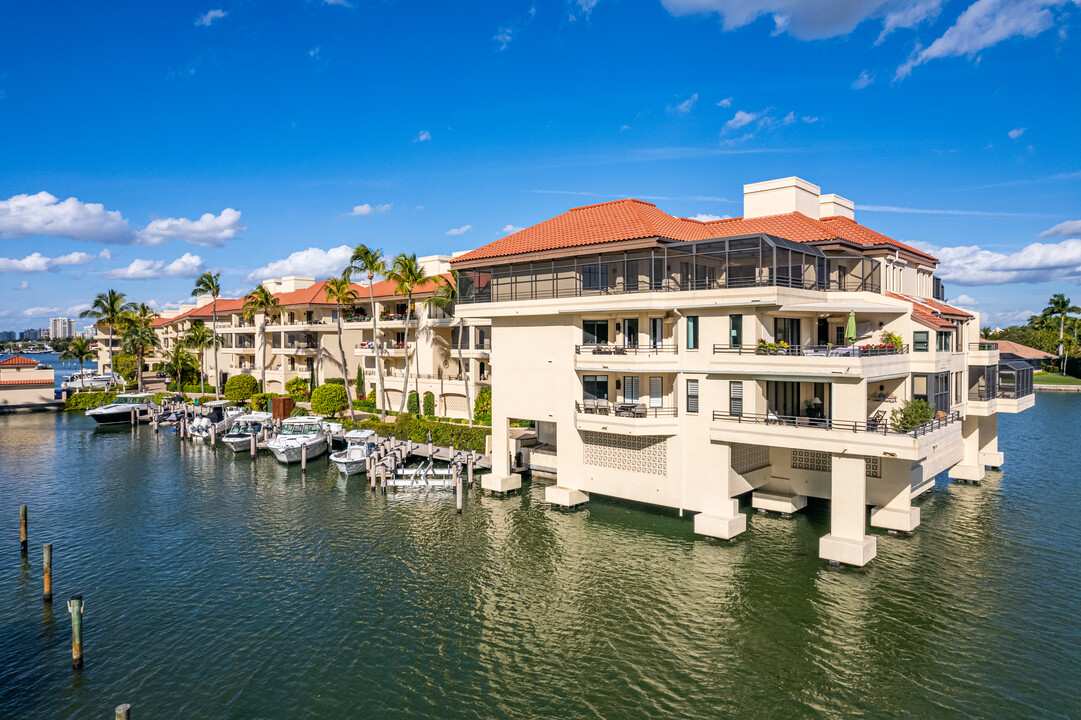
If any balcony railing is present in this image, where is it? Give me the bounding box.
[575,343,678,355]
[968,389,998,401]
[711,409,960,437]
[999,386,1033,399]
[712,343,906,357]
[969,342,999,351]
[576,401,677,418]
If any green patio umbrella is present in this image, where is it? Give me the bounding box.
[844,311,857,346]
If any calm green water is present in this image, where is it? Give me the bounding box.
[1,397,1079,719]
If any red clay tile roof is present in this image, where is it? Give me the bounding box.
[0,355,38,366]
[885,292,961,330]
[917,296,974,319]
[452,200,938,264]
[0,378,54,386]
[994,340,1054,359]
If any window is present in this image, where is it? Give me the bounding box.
[687,316,699,350]
[583,320,609,345]
[625,260,640,292]
[953,371,963,404]
[475,327,489,349]
[729,381,743,416]
[582,263,608,291]
[774,318,801,346]
[623,318,639,348]
[649,318,663,349]
[686,379,699,414]
[914,331,929,352]
[937,331,952,352]
[624,376,640,403]
[729,314,743,348]
[583,375,609,401]
[914,372,950,414]
[649,376,663,408]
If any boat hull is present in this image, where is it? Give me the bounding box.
[87,407,145,425]
[268,437,328,464]
[222,434,256,453]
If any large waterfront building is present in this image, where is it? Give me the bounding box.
[49,317,76,339]
[0,354,55,410]
[96,255,491,419]
[451,176,1034,566]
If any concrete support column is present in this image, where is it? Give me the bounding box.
[492,415,511,477]
[948,415,985,482]
[871,459,920,532]
[819,454,876,566]
[978,414,1003,468]
[693,443,747,540]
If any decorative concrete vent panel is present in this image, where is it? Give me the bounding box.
[582,431,667,476]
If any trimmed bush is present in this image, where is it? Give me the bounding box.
[285,377,310,396]
[325,377,345,386]
[251,392,284,412]
[224,374,260,403]
[473,386,491,425]
[422,391,435,416]
[166,383,216,394]
[113,354,137,384]
[355,366,364,397]
[311,383,348,417]
[346,413,489,454]
[64,392,118,411]
[407,391,420,414]
[890,398,934,432]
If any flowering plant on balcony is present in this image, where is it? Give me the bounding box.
[756,339,789,355]
[859,343,896,350]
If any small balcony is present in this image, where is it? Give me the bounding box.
[354,343,407,357]
[574,343,679,372]
[968,342,1000,366]
[711,343,909,378]
[575,401,679,436]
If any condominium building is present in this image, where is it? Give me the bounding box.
[101,255,490,419]
[452,176,1034,566]
[50,317,76,339]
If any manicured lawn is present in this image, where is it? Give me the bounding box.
[1034,373,1081,385]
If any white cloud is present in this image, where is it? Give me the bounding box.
[244,245,352,283]
[0,251,95,274]
[691,213,726,222]
[195,9,227,26]
[309,46,321,58]
[446,225,472,236]
[414,130,431,142]
[1008,127,1027,139]
[723,110,758,131]
[99,248,112,260]
[877,0,944,42]
[802,115,820,123]
[66,303,91,316]
[136,208,244,247]
[949,293,980,306]
[0,192,131,243]
[1040,220,1081,237]
[501,224,524,234]
[23,306,60,317]
[661,0,902,40]
[15,281,29,291]
[495,27,515,50]
[895,0,1069,80]
[919,237,1081,285]
[717,97,733,107]
[852,70,875,89]
[859,204,1028,216]
[346,203,392,217]
[323,0,353,6]
[668,93,699,114]
[104,253,206,280]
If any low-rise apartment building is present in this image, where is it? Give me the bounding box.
[452,176,1033,566]
[0,355,56,410]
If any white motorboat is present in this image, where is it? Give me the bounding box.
[86,392,157,425]
[329,429,377,475]
[266,416,328,464]
[221,412,274,452]
[62,370,121,390]
[189,401,245,441]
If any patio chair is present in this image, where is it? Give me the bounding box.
[583,398,596,414]
[633,403,647,418]
[596,399,611,415]
[867,410,886,432]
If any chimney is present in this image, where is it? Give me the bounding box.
[819,193,855,220]
[743,177,821,219]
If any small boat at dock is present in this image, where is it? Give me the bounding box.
[266,416,329,464]
[329,429,377,475]
[86,392,157,425]
[188,400,245,441]
[62,370,121,390]
[221,412,274,452]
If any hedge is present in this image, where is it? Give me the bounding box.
[407,391,420,414]
[224,375,260,403]
[64,392,118,411]
[422,391,435,416]
[311,383,348,417]
[166,383,216,394]
[285,377,310,396]
[345,413,490,454]
[473,386,491,425]
[325,377,345,386]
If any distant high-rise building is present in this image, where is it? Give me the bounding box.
[0,331,15,341]
[49,317,76,339]
[19,328,40,340]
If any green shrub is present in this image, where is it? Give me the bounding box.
[355,366,364,397]
[473,386,492,425]
[251,392,284,412]
[285,377,310,396]
[311,383,348,417]
[166,382,216,394]
[890,398,934,432]
[290,406,307,417]
[325,377,345,386]
[407,391,420,414]
[422,391,435,416]
[224,374,260,403]
[348,413,490,453]
[113,354,137,384]
[367,388,376,402]
[64,392,118,411]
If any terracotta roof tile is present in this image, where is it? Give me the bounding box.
[885,292,960,330]
[0,378,53,386]
[994,340,1054,359]
[0,355,38,366]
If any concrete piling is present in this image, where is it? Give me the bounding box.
[67,594,84,669]
[115,703,131,719]
[467,454,474,488]
[210,424,216,446]
[301,442,307,472]
[43,543,52,603]
[19,505,27,553]
[250,433,257,456]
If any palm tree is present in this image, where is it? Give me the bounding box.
[79,290,134,386]
[163,342,198,391]
[1041,294,1081,374]
[118,303,160,392]
[59,337,95,376]
[242,284,281,393]
[193,271,222,399]
[349,244,388,421]
[324,273,360,420]
[425,270,472,425]
[386,253,430,415]
[184,321,216,395]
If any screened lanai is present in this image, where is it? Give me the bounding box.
[458,234,881,304]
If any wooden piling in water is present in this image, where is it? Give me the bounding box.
[301,442,307,472]
[20,505,27,552]
[250,433,257,456]
[43,543,52,603]
[454,460,463,515]
[210,424,216,446]
[467,454,474,488]
[115,703,131,719]
[68,594,84,669]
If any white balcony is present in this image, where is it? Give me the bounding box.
[710,344,909,380]
[574,402,679,436]
[574,344,679,372]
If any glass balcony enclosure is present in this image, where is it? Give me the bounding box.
[459,234,881,304]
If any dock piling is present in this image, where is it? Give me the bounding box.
[467,454,474,488]
[67,594,84,669]
[115,703,131,719]
[43,543,52,603]
[210,424,216,446]
[301,442,307,472]
[250,433,257,456]
[19,505,27,553]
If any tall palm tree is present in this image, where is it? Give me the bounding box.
[425,270,472,425]
[1041,294,1081,372]
[59,337,95,376]
[386,253,429,414]
[79,290,133,386]
[242,284,281,393]
[324,273,360,420]
[184,321,216,395]
[349,244,388,421]
[193,271,222,398]
[118,303,160,392]
[163,342,198,391]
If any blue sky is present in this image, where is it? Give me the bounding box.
[1,0,1079,330]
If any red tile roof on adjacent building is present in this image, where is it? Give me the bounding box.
[994,340,1055,360]
[0,355,38,366]
[885,292,963,330]
[451,199,938,264]
[0,378,54,386]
